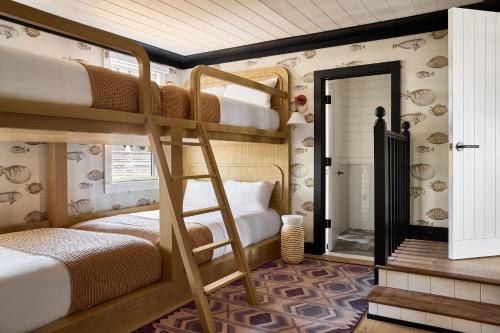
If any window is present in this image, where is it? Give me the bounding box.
[104,145,158,193]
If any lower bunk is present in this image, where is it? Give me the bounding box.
[0,207,281,333]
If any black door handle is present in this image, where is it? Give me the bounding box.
[456,142,480,151]
[337,170,344,175]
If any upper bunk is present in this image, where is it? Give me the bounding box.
[0,1,289,146]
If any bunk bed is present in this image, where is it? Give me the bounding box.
[0,2,290,333]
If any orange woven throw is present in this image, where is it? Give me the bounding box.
[0,228,162,313]
[72,214,214,264]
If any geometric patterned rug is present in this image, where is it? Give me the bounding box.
[134,258,374,333]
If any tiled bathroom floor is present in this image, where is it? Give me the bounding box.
[330,228,374,257]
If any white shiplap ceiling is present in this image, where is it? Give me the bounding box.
[14,0,482,56]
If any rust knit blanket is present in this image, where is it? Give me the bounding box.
[79,63,220,122]
[71,214,214,264]
[0,228,162,313]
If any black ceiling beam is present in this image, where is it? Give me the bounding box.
[1,1,499,69]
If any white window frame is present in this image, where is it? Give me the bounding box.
[104,145,159,194]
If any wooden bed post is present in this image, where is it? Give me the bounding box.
[48,143,68,227]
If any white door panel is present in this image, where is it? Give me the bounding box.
[449,8,500,259]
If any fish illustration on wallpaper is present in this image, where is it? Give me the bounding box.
[0,24,19,39]
[86,169,104,181]
[9,146,30,154]
[290,183,299,193]
[427,56,448,68]
[295,211,307,217]
[67,151,86,162]
[428,180,448,192]
[393,38,425,51]
[429,104,448,116]
[304,113,314,123]
[426,208,448,220]
[302,72,313,83]
[427,132,448,145]
[402,89,436,106]
[136,198,154,206]
[23,27,40,38]
[24,210,48,223]
[304,50,317,58]
[77,42,91,51]
[349,44,365,51]
[415,71,434,79]
[294,148,308,154]
[304,178,314,188]
[112,204,121,210]
[78,182,94,189]
[0,191,22,204]
[302,137,314,147]
[0,165,31,184]
[291,163,307,178]
[410,186,425,199]
[414,219,433,226]
[401,112,427,125]
[69,199,94,214]
[88,145,102,156]
[416,145,434,153]
[294,84,308,91]
[245,60,257,67]
[25,181,43,194]
[337,61,363,68]
[301,201,314,212]
[431,30,448,40]
[277,56,300,68]
[410,163,435,181]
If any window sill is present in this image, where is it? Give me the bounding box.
[104,179,159,194]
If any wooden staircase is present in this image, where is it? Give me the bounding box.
[368,239,500,332]
[146,118,258,333]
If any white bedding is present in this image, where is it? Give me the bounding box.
[0,209,280,333]
[0,44,280,131]
[131,208,281,258]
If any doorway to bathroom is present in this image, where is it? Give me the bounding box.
[312,62,401,260]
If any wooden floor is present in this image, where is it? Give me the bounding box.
[354,314,431,332]
[386,239,500,285]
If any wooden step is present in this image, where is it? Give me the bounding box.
[181,206,224,218]
[161,140,203,147]
[173,174,214,181]
[367,286,500,327]
[192,239,233,256]
[204,271,246,294]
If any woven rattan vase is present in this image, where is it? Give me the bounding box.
[281,215,304,264]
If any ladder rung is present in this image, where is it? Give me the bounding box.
[182,206,224,218]
[161,140,203,147]
[192,239,233,256]
[173,174,214,181]
[204,271,246,294]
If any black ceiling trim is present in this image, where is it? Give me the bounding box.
[1,1,499,69]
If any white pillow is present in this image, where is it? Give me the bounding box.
[223,77,278,108]
[183,180,217,211]
[224,180,275,213]
[202,85,225,96]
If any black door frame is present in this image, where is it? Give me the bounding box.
[309,61,401,255]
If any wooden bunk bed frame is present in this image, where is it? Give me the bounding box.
[0,1,290,332]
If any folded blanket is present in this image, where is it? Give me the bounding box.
[79,63,220,122]
[72,214,214,264]
[0,228,161,313]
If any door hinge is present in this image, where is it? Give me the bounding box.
[324,157,332,166]
[324,95,331,104]
[325,219,331,228]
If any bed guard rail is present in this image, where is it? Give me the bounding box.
[189,65,289,125]
[0,0,153,115]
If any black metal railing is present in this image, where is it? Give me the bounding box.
[374,106,410,275]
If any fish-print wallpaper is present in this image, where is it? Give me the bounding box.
[190,30,450,242]
[0,19,181,226]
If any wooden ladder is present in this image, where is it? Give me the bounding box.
[146,117,259,333]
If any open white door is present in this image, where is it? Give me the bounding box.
[449,8,500,259]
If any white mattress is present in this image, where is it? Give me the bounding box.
[0,208,280,333]
[131,208,281,258]
[0,44,280,131]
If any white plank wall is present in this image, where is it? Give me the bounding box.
[449,8,500,259]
